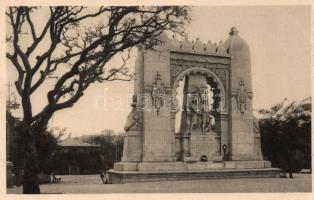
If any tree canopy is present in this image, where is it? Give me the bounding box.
[6,6,190,193]
[259,97,311,172]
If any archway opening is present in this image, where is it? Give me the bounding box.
[174,73,220,134]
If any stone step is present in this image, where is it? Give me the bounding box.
[108,168,281,184]
[114,160,272,172]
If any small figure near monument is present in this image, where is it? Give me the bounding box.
[100,171,106,184]
[51,172,61,183]
[100,171,111,184]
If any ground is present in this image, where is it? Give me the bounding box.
[7,173,311,194]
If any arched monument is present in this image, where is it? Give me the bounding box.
[108,27,280,183]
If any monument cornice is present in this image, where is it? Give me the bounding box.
[170,51,231,65]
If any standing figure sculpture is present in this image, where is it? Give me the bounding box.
[186,87,215,133]
[199,88,215,133]
[201,110,215,133]
[187,95,201,131]
[124,95,141,132]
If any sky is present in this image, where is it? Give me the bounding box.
[7,6,311,136]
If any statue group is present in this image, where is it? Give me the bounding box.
[186,87,215,133]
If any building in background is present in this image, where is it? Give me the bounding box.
[52,135,102,174]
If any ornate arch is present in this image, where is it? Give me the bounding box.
[171,67,227,114]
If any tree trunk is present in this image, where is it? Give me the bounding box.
[21,113,52,194]
[22,130,40,194]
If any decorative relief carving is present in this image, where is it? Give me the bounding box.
[170,64,228,90]
[236,79,249,115]
[170,93,180,113]
[124,95,142,132]
[171,64,188,78]
[151,72,166,115]
[211,68,227,83]
[170,52,230,65]
[253,116,260,134]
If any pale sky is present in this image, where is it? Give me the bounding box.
[7,6,311,136]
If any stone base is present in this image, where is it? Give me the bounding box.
[108,160,281,184]
[114,162,138,171]
[108,168,281,184]
[189,132,220,161]
[121,131,143,162]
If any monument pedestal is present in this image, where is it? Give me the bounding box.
[121,131,143,162]
[189,132,221,161]
[108,160,280,184]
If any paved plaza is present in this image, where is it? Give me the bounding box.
[7,173,311,194]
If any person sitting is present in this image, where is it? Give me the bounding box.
[100,171,111,184]
[100,171,106,184]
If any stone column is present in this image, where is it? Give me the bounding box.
[226,27,257,160]
[179,75,189,133]
[121,48,144,162]
[141,34,175,162]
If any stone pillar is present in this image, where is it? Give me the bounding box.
[141,34,175,162]
[179,75,189,133]
[121,131,143,162]
[121,49,144,162]
[226,27,257,160]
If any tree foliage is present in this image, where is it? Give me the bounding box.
[259,98,311,172]
[79,130,124,170]
[51,130,124,174]
[7,109,65,185]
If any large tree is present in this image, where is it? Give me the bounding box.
[259,98,311,177]
[6,6,189,193]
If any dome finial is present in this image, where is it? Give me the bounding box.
[229,26,238,36]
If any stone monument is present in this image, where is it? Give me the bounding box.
[108,27,280,183]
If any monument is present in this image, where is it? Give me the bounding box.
[108,27,281,183]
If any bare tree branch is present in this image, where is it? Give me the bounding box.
[7,5,190,124]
